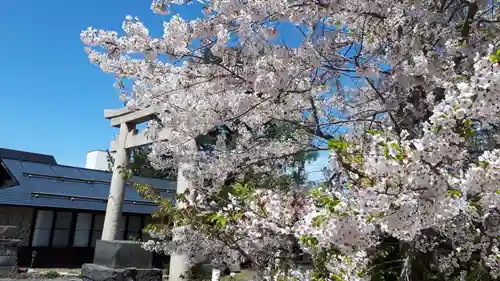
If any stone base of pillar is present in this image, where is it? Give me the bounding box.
[93,240,154,269]
[82,240,162,281]
[82,264,162,281]
[228,263,241,273]
[0,225,21,278]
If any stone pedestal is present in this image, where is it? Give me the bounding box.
[82,240,162,281]
[82,264,162,281]
[0,225,21,276]
[93,240,153,269]
[228,263,241,273]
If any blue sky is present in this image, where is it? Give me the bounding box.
[0,0,329,181]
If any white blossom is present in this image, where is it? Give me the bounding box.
[82,0,500,279]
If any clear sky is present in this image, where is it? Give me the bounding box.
[0,0,329,180]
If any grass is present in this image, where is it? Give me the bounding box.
[44,270,61,279]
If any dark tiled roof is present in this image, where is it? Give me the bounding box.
[0,148,57,165]
[0,157,176,214]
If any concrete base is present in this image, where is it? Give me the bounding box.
[228,263,242,273]
[82,264,162,281]
[94,240,153,269]
[199,263,227,276]
[83,240,161,281]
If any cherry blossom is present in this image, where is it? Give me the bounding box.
[82,0,500,279]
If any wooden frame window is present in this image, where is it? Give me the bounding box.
[73,213,92,247]
[30,208,145,248]
[31,210,53,247]
[51,211,72,247]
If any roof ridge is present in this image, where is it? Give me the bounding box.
[0,148,57,165]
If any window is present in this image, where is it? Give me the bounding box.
[30,210,144,248]
[52,212,72,247]
[32,210,54,246]
[91,214,105,247]
[73,213,92,247]
[127,216,142,239]
[0,163,16,188]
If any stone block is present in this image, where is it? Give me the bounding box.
[82,263,125,281]
[0,265,17,275]
[82,264,162,281]
[201,263,227,274]
[0,226,17,239]
[125,268,162,281]
[0,246,16,256]
[0,255,15,266]
[0,237,19,277]
[94,240,153,269]
[228,263,241,273]
[0,239,21,246]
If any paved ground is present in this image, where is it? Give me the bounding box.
[0,279,80,281]
[28,269,80,275]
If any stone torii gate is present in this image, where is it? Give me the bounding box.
[102,106,191,281]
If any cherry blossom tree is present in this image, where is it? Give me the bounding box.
[82,0,500,280]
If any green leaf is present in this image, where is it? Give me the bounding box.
[233,182,252,199]
[365,129,382,135]
[312,215,327,227]
[383,144,390,159]
[366,32,373,43]
[489,54,499,63]
[206,212,230,228]
[328,138,348,152]
[496,190,500,195]
[447,189,462,198]
[478,161,489,169]
[391,143,402,152]
[463,119,473,127]
[331,274,344,281]
[459,127,476,139]
[353,154,363,164]
[299,235,318,248]
[357,272,367,278]
[311,187,342,212]
[365,212,385,223]
[432,125,442,133]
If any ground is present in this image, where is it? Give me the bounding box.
[0,268,255,281]
[0,279,79,281]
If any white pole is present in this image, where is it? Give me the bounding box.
[168,140,196,281]
[212,269,221,281]
[102,122,133,241]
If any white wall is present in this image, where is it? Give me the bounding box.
[85,150,113,171]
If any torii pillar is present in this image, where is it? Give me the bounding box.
[100,107,190,281]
